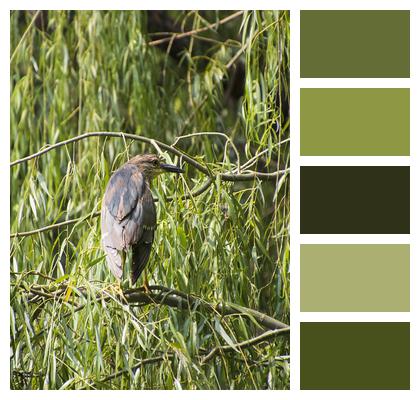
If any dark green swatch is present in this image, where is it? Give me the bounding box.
[300,166,410,234]
[300,244,410,312]
[300,322,410,389]
[301,10,410,78]
[300,89,410,156]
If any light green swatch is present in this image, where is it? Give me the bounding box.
[300,88,410,156]
[300,244,410,312]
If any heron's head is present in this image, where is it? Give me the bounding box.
[128,154,184,179]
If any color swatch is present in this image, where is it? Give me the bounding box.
[300,10,410,78]
[300,89,410,156]
[300,322,410,389]
[299,9,411,391]
[300,166,410,234]
[300,244,410,312]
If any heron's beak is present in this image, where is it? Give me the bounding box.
[160,163,184,173]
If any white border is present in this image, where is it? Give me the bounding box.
[301,79,410,88]
[1,2,10,397]
[2,1,420,399]
[300,313,411,322]
[300,157,411,166]
[300,235,411,244]
[295,3,418,399]
[293,1,419,398]
[290,7,301,392]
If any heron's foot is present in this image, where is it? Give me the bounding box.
[141,281,150,293]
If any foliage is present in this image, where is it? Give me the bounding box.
[10,10,290,389]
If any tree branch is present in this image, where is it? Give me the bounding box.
[10,131,205,172]
[124,285,289,331]
[10,211,101,239]
[10,132,288,182]
[16,282,289,332]
[10,131,288,238]
[147,11,244,47]
[200,327,290,364]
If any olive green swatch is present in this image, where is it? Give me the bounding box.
[300,10,410,77]
[300,244,410,312]
[300,166,410,234]
[300,89,410,156]
[300,322,410,389]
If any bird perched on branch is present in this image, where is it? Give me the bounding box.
[101,154,184,285]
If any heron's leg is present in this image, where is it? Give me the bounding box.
[119,251,131,291]
[121,251,126,271]
[142,270,150,293]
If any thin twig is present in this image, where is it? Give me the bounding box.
[10,270,56,281]
[200,327,289,364]
[178,95,209,135]
[10,211,101,238]
[173,131,241,172]
[147,11,244,47]
[226,37,250,69]
[233,139,289,174]
[10,11,40,63]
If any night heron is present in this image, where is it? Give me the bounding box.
[101,154,184,285]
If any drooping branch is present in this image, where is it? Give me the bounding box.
[124,285,289,331]
[16,281,289,333]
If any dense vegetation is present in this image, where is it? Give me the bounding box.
[10,10,290,389]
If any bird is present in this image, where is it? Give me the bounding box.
[101,153,184,285]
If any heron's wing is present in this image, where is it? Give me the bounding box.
[101,164,145,279]
[101,205,125,279]
[131,191,156,284]
[104,163,144,222]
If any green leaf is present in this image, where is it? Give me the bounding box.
[215,317,238,351]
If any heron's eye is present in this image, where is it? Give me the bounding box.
[153,159,159,167]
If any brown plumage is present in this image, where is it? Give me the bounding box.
[101,154,184,284]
